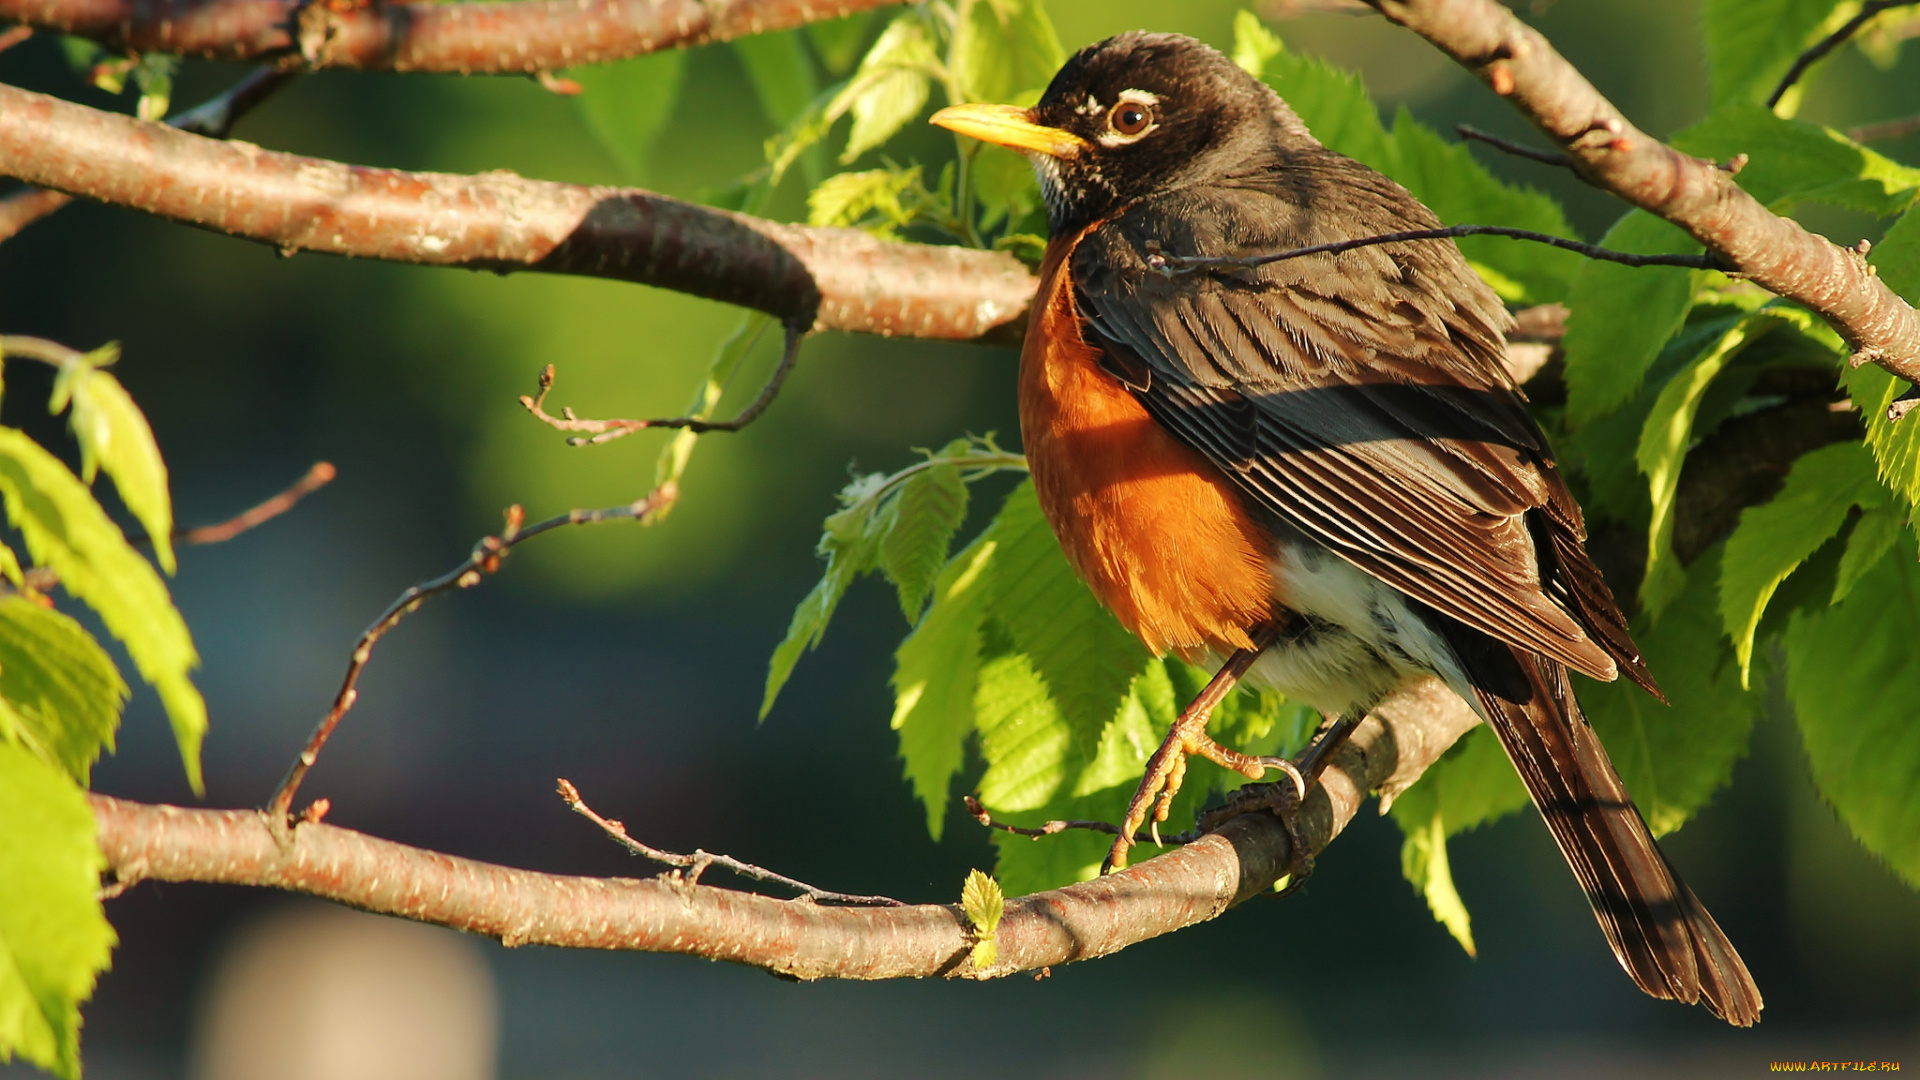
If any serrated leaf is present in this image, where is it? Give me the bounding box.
[1231,10,1284,77]
[1703,0,1848,109]
[949,0,1064,107]
[1586,548,1760,836]
[0,742,115,1080]
[829,15,937,163]
[1719,443,1890,683]
[1784,535,1920,888]
[893,535,995,838]
[1249,27,1393,169]
[1402,810,1476,956]
[1637,311,1780,614]
[130,53,175,122]
[55,365,177,574]
[0,430,204,792]
[1672,105,1920,217]
[1563,212,1704,424]
[759,490,885,721]
[879,458,968,620]
[806,167,922,236]
[570,51,687,183]
[986,482,1150,753]
[974,649,1072,812]
[1833,505,1902,603]
[963,866,1003,970]
[0,597,126,784]
[1847,208,1920,511]
[1388,723,1527,953]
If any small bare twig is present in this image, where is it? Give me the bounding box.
[265,487,675,830]
[1456,123,1572,167]
[1767,0,1920,109]
[559,779,904,907]
[960,795,1201,845]
[122,461,336,548]
[1849,114,1920,143]
[0,63,296,245]
[1146,225,1724,276]
[0,24,31,52]
[520,321,804,446]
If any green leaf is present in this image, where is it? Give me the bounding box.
[570,51,687,183]
[949,0,1064,107]
[733,31,818,129]
[1636,311,1781,614]
[892,534,995,838]
[1833,505,1903,604]
[1784,534,1920,888]
[1672,105,1920,217]
[1847,208,1920,511]
[52,358,177,574]
[0,430,204,793]
[1247,27,1393,169]
[758,477,887,720]
[1563,212,1704,424]
[0,743,115,1080]
[806,167,923,236]
[806,10,878,76]
[986,482,1150,753]
[130,52,175,122]
[828,14,937,163]
[1401,809,1476,955]
[1702,0,1847,109]
[960,868,1004,970]
[974,649,1072,813]
[1231,10,1284,78]
[970,145,1041,233]
[1585,548,1761,836]
[879,456,968,621]
[0,597,126,784]
[1718,442,1890,683]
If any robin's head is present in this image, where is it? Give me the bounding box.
[932,32,1317,236]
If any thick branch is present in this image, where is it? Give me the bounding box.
[1367,0,1920,385]
[0,83,1035,341]
[95,677,1477,979]
[3,0,904,73]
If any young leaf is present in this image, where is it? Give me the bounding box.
[0,430,204,793]
[986,482,1150,753]
[0,743,115,1080]
[1584,548,1760,837]
[0,597,127,784]
[878,455,968,620]
[1718,442,1890,684]
[1636,311,1780,614]
[1672,104,1920,217]
[52,358,177,574]
[829,14,937,163]
[1832,505,1902,604]
[974,649,1073,813]
[1387,724,1528,952]
[1702,0,1848,109]
[806,167,923,236]
[570,51,688,183]
[1562,211,1704,425]
[1401,810,1476,956]
[949,0,1064,107]
[960,868,1004,972]
[1784,535,1920,888]
[759,474,890,720]
[893,535,995,838]
[130,52,175,122]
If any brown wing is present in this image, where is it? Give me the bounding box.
[1071,156,1653,692]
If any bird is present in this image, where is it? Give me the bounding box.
[931,31,1762,1026]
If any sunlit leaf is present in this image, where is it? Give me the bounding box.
[1785,533,1920,888]
[0,743,114,1080]
[949,0,1064,107]
[569,51,687,183]
[0,598,126,784]
[52,357,177,574]
[806,10,878,76]
[1847,209,1920,514]
[1832,504,1902,604]
[829,14,937,163]
[1401,810,1475,955]
[1718,443,1889,683]
[0,430,204,792]
[892,535,994,838]
[879,453,968,621]
[961,868,1004,970]
[1672,105,1920,217]
[1702,0,1848,110]
[1388,724,1528,953]
[759,472,890,720]
[1562,211,1704,425]
[806,166,923,236]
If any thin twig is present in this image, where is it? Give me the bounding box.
[1145,225,1724,276]
[521,321,804,445]
[265,488,675,829]
[0,63,296,245]
[168,462,335,546]
[0,24,31,52]
[1848,114,1920,143]
[558,780,905,907]
[1767,0,1919,109]
[1456,123,1572,167]
[960,796,1200,845]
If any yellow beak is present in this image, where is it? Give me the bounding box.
[930,103,1087,158]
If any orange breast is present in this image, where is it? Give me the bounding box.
[1019,237,1279,658]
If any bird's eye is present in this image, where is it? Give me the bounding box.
[1108,102,1153,136]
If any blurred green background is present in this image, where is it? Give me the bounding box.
[4,0,1920,1075]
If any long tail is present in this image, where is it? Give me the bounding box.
[1453,637,1763,1026]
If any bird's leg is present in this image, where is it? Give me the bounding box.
[1104,622,1283,873]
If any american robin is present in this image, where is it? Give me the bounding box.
[932,32,1761,1025]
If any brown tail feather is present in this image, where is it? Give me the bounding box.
[1464,643,1762,1026]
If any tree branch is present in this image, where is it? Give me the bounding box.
[2,0,905,73]
[1766,0,1918,109]
[1365,0,1920,387]
[0,82,1036,342]
[95,676,1478,979]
